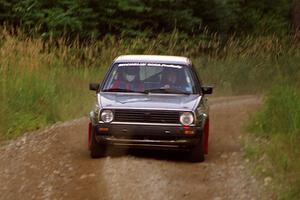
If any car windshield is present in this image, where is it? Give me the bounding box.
[102,63,198,94]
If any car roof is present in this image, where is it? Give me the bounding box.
[113,55,191,65]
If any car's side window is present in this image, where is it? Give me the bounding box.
[104,68,118,89]
[188,66,202,94]
[183,69,194,93]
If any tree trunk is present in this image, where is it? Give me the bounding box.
[293,0,300,36]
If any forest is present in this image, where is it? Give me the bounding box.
[0,0,299,39]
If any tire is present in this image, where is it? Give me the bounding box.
[89,127,106,159]
[188,137,205,162]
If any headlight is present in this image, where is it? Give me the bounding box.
[180,112,194,126]
[101,110,114,123]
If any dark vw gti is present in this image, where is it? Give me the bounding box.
[88,55,213,162]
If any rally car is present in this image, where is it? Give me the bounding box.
[88,55,213,162]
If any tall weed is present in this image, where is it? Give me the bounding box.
[248,85,300,199]
[249,85,300,136]
[0,27,300,139]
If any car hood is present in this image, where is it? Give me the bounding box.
[98,92,201,111]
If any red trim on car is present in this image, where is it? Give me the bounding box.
[204,118,209,154]
[88,122,92,150]
[183,125,190,130]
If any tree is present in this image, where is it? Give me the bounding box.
[293,0,300,34]
[0,0,295,38]
[0,0,19,25]
[13,0,99,39]
[239,0,293,35]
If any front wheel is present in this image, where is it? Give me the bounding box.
[89,125,106,159]
[188,139,205,162]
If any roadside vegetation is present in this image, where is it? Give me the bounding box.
[1,28,299,140]
[247,85,300,199]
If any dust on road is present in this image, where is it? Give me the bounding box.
[0,96,261,200]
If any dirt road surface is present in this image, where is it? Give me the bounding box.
[0,96,262,200]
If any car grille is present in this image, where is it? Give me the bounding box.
[114,109,180,124]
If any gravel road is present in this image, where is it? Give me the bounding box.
[0,95,262,200]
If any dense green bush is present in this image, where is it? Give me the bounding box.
[0,0,295,38]
[13,0,98,39]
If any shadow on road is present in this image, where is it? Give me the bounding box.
[105,146,193,163]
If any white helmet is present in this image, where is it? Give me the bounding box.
[125,67,139,82]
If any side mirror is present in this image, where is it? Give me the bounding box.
[201,86,213,95]
[89,83,100,91]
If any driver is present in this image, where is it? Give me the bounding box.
[161,68,181,89]
[111,66,144,91]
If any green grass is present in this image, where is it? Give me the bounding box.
[0,27,300,140]
[0,30,107,139]
[0,63,99,139]
[250,85,300,136]
[247,85,300,199]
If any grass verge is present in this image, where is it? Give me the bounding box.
[246,85,300,199]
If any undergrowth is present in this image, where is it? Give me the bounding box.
[0,27,299,140]
[247,85,300,199]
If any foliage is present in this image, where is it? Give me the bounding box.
[0,27,299,139]
[0,0,19,24]
[0,29,105,139]
[239,0,293,35]
[250,85,300,136]
[247,85,300,199]
[0,0,296,38]
[12,0,98,39]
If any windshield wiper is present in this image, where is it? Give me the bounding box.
[144,88,191,95]
[103,88,146,94]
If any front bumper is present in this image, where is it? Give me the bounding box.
[93,123,203,150]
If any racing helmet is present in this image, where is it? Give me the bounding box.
[124,66,140,82]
